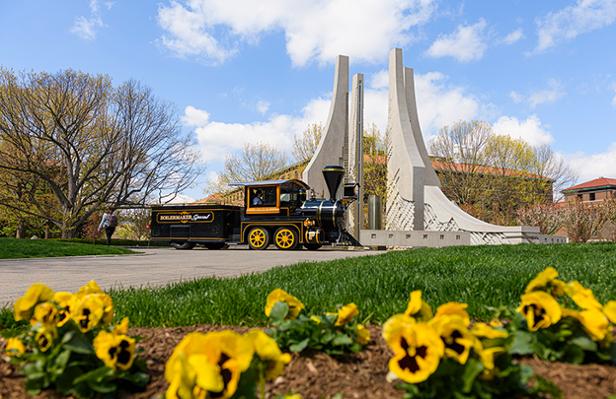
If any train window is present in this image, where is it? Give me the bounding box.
[249,187,277,207]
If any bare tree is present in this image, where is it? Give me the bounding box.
[0,69,197,238]
[516,203,563,235]
[429,120,492,206]
[292,123,322,163]
[561,200,611,243]
[211,142,288,192]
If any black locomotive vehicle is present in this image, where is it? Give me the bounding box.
[150,166,359,250]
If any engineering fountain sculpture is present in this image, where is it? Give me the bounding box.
[303,48,565,246]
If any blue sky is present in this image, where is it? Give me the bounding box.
[1,0,615,201]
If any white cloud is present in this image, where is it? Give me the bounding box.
[426,19,488,62]
[492,115,554,147]
[71,0,106,40]
[186,69,484,163]
[256,100,270,115]
[565,142,616,181]
[503,28,524,44]
[509,79,566,108]
[535,0,616,52]
[157,0,436,66]
[528,79,565,107]
[509,91,524,103]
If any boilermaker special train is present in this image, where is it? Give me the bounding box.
[149,166,359,250]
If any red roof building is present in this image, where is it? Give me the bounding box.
[561,177,616,203]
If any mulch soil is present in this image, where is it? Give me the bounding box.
[2,325,616,399]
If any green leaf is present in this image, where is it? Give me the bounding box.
[64,331,94,355]
[570,336,597,352]
[508,331,534,355]
[73,366,113,385]
[332,334,353,346]
[289,338,309,353]
[270,301,289,321]
[462,358,484,393]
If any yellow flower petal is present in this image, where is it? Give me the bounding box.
[471,322,508,339]
[264,289,305,319]
[336,303,359,326]
[566,281,602,310]
[13,283,54,321]
[434,302,470,326]
[404,290,433,320]
[246,329,291,380]
[603,301,616,324]
[525,267,559,293]
[5,337,25,357]
[356,324,371,345]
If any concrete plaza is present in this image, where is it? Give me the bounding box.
[0,247,379,305]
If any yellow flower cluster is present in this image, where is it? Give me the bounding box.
[265,289,305,319]
[8,280,138,373]
[519,267,616,341]
[383,290,507,384]
[165,329,291,399]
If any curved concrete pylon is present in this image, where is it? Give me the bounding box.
[387,48,540,244]
[347,73,364,238]
[386,48,425,231]
[303,55,349,199]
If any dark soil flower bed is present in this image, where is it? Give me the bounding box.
[2,325,616,399]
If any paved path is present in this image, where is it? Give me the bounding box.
[0,247,380,305]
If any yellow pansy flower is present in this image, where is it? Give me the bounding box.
[165,331,254,399]
[404,290,433,320]
[166,353,222,399]
[30,302,58,327]
[566,281,602,310]
[264,289,305,319]
[335,303,359,326]
[94,331,136,370]
[471,322,508,339]
[53,291,73,327]
[383,314,444,384]
[525,267,564,294]
[78,280,104,295]
[434,302,470,326]
[310,315,322,324]
[5,337,26,357]
[35,325,57,352]
[14,283,54,321]
[246,330,291,380]
[356,324,371,345]
[603,300,616,324]
[114,317,130,335]
[70,294,105,333]
[517,291,562,331]
[563,308,610,341]
[431,315,474,365]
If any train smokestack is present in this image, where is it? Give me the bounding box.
[322,165,345,200]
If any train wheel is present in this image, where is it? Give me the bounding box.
[303,243,322,251]
[248,227,270,250]
[274,227,298,250]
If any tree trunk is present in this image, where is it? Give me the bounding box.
[44,224,50,239]
[15,221,24,239]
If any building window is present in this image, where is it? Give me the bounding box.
[577,194,583,201]
[589,192,596,201]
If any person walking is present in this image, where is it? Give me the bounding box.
[98,209,118,245]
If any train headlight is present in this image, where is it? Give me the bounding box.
[303,218,315,227]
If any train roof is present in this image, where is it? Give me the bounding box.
[229,179,310,189]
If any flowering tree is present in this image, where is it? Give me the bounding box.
[516,203,563,235]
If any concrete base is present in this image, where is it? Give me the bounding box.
[360,229,470,248]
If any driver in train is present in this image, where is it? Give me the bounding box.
[251,189,264,206]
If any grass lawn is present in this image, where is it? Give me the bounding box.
[1,243,615,332]
[0,238,134,259]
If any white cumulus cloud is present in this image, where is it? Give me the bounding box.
[426,19,488,62]
[256,100,270,115]
[185,69,483,163]
[503,28,524,44]
[157,0,436,65]
[535,0,616,52]
[565,142,616,181]
[492,115,554,147]
[509,79,566,108]
[71,0,107,40]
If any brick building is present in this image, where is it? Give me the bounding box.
[561,177,616,203]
